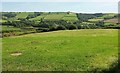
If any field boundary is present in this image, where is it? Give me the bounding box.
[118,1,120,73]
[0,1,2,73]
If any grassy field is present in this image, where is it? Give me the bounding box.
[62,13,78,21]
[29,15,46,21]
[1,26,37,37]
[29,12,78,21]
[2,26,21,31]
[88,18,103,22]
[0,19,7,23]
[98,13,117,19]
[44,13,65,20]
[16,12,34,19]
[2,29,118,71]
[104,18,118,24]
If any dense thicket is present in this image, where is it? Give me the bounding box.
[2,12,16,18]
[76,13,104,22]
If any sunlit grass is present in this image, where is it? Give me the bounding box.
[2,29,118,71]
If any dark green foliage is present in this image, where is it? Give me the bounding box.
[41,28,49,32]
[26,12,42,19]
[77,13,97,21]
[88,24,97,29]
[94,13,104,17]
[95,21,104,27]
[34,12,41,16]
[39,23,50,28]
[75,23,82,29]
[49,24,57,31]
[56,25,66,30]
[18,18,27,21]
[49,26,57,31]
[3,12,16,18]
[77,13,104,22]
[68,24,78,30]
[26,14,35,19]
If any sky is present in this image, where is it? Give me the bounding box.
[2,0,119,2]
[1,0,119,13]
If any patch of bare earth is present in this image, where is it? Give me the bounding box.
[10,52,22,56]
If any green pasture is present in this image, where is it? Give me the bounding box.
[16,12,34,19]
[88,18,103,22]
[2,26,21,31]
[62,13,78,21]
[2,29,118,71]
[44,13,65,20]
[29,15,46,21]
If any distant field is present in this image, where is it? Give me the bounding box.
[44,13,65,20]
[98,13,117,19]
[29,13,78,21]
[29,15,46,21]
[62,13,78,21]
[2,26,21,31]
[16,12,34,19]
[2,29,118,71]
[88,18,103,22]
[104,18,118,23]
[82,22,94,25]
[0,19,7,23]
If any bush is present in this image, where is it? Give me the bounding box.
[68,24,77,30]
[49,26,57,31]
[76,24,81,29]
[3,12,16,18]
[41,28,49,32]
[39,24,50,28]
[56,25,66,30]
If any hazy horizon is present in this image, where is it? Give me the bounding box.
[2,2,118,13]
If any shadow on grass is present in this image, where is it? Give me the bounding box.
[1,62,119,73]
[2,54,120,73]
[93,60,119,73]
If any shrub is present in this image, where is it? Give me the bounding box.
[49,26,57,31]
[41,28,49,32]
[68,24,77,30]
[76,24,81,29]
[39,24,50,28]
[56,25,66,30]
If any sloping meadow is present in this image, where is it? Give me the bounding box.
[2,29,118,71]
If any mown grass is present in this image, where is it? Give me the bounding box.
[2,29,118,71]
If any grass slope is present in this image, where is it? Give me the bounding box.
[2,29,118,71]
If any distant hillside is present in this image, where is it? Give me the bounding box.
[1,12,120,37]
